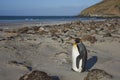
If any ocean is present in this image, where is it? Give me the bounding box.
[0,16,106,28]
[0,16,104,23]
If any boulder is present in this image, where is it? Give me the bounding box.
[84,69,113,80]
[19,70,52,80]
[82,35,97,43]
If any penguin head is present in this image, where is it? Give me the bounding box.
[75,38,82,43]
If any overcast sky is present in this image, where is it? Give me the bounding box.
[0,0,102,16]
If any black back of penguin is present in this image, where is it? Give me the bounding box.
[77,42,87,72]
[77,42,87,57]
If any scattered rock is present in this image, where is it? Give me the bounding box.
[27,30,36,34]
[4,29,17,33]
[19,70,52,80]
[32,26,40,32]
[8,61,32,71]
[82,35,97,43]
[39,27,45,31]
[18,27,29,33]
[74,21,82,25]
[103,32,112,37]
[0,28,3,31]
[84,69,113,80]
[4,32,18,38]
[0,19,120,80]
[0,36,6,41]
[118,29,120,34]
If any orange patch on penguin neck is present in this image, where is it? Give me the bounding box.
[73,43,77,47]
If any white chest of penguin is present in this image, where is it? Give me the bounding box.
[72,44,82,72]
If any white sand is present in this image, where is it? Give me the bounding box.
[0,20,120,80]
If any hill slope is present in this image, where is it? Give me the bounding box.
[80,0,120,17]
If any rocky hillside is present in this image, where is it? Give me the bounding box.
[80,0,120,17]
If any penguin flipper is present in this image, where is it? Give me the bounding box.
[76,55,83,69]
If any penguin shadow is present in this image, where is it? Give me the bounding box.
[86,56,98,70]
[51,76,60,80]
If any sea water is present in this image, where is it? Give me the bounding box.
[0,16,106,28]
[0,16,104,23]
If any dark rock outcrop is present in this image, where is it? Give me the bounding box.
[19,70,52,80]
[82,35,97,43]
[84,69,113,80]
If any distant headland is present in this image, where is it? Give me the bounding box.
[79,0,120,17]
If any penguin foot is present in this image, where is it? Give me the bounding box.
[86,69,90,72]
[71,68,75,71]
[81,69,90,73]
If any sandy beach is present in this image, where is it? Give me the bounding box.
[0,19,120,80]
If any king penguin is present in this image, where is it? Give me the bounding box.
[72,38,87,72]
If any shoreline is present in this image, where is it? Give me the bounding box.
[0,19,106,29]
[0,16,108,28]
[0,20,71,28]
